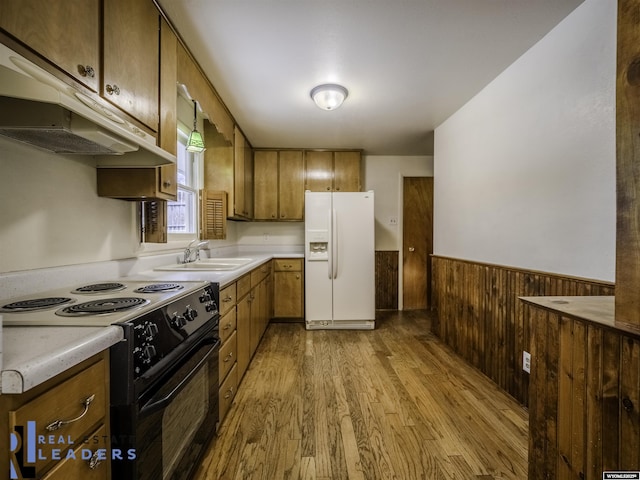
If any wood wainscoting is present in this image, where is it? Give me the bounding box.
[431,256,614,405]
[375,251,399,310]
[525,303,640,479]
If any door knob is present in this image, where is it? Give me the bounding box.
[409,247,415,252]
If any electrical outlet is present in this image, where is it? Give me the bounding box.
[522,351,531,373]
[388,217,398,226]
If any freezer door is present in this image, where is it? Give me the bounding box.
[331,192,375,322]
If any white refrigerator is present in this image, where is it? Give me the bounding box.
[304,191,375,330]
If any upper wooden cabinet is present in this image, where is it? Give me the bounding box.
[0,0,160,131]
[0,0,101,92]
[233,127,254,219]
[305,150,362,192]
[103,0,159,131]
[254,150,304,221]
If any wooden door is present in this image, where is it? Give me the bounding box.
[333,151,361,192]
[402,177,433,309]
[278,150,304,220]
[305,151,333,192]
[254,150,278,220]
[103,0,159,130]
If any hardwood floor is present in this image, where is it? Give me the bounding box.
[195,310,528,480]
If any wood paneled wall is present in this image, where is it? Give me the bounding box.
[375,251,398,310]
[527,305,640,479]
[431,256,614,405]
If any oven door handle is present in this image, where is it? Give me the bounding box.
[139,339,220,417]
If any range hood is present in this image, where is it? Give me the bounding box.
[0,42,175,166]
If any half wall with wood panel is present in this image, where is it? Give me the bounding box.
[430,256,615,405]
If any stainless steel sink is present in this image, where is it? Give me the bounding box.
[155,257,253,272]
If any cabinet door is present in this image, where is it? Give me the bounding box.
[274,271,303,318]
[233,126,247,217]
[103,0,159,131]
[278,150,305,220]
[0,0,101,92]
[254,150,278,220]
[236,294,251,381]
[334,151,361,192]
[305,151,333,192]
[244,141,254,219]
[159,19,177,156]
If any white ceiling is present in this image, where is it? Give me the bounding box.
[157,0,584,155]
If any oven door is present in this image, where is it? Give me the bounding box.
[112,335,221,480]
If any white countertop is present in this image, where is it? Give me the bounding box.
[1,326,123,394]
[0,249,303,394]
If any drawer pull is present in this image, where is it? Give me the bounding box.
[222,295,233,303]
[45,394,95,431]
[224,387,234,399]
[223,322,232,330]
[88,449,103,470]
[224,352,234,363]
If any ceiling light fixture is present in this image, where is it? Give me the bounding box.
[310,84,348,111]
[186,100,205,153]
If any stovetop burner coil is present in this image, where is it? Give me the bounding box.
[73,282,127,294]
[55,297,150,317]
[134,283,184,294]
[0,297,75,313]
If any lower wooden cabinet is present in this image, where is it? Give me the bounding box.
[218,364,237,424]
[0,351,111,479]
[273,258,304,319]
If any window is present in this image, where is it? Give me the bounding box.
[167,126,200,236]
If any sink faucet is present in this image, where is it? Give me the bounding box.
[181,240,209,264]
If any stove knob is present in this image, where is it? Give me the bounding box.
[170,315,187,329]
[199,293,212,303]
[206,302,218,313]
[143,345,157,363]
[144,322,159,339]
[184,306,198,322]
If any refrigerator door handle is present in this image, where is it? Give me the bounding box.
[328,208,333,279]
[332,208,338,279]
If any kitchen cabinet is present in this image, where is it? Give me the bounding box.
[0,0,160,132]
[102,0,159,131]
[97,168,176,200]
[305,150,362,192]
[217,283,238,427]
[273,258,304,319]
[0,351,111,479]
[254,150,304,221]
[0,0,101,92]
[233,126,254,220]
[203,124,253,221]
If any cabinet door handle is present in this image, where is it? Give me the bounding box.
[77,65,95,78]
[88,449,103,470]
[223,295,233,303]
[46,394,95,431]
[224,352,234,363]
[163,181,172,188]
[106,84,121,95]
[224,387,234,399]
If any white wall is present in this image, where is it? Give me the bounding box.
[433,0,616,282]
[364,155,433,250]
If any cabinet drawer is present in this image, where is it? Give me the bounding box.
[42,424,109,480]
[274,258,302,272]
[219,364,238,425]
[219,330,237,382]
[251,261,271,287]
[219,308,237,344]
[236,274,251,299]
[219,283,237,316]
[9,359,107,474]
